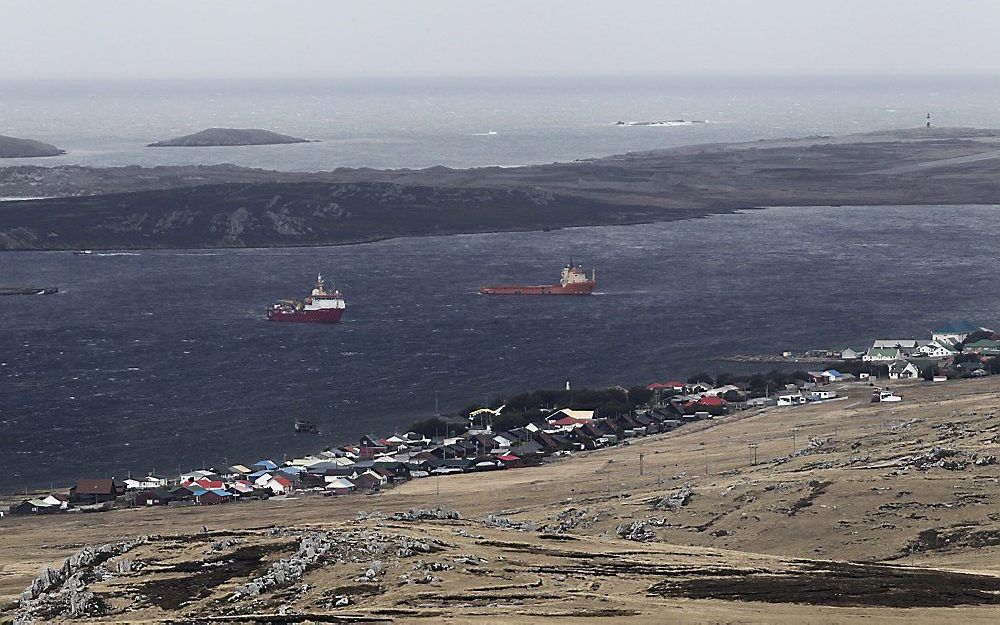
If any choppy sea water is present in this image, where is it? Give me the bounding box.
[3,76,1000,170]
[2,204,999,491]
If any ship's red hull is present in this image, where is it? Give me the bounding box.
[267,308,344,323]
[479,282,595,295]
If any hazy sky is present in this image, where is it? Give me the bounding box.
[2,0,998,80]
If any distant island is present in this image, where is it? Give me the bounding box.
[147,127,314,147]
[4,127,1000,250]
[0,134,65,158]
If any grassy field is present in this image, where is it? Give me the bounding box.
[3,377,1000,623]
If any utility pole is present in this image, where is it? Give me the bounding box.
[639,453,644,476]
[748,443,759,466]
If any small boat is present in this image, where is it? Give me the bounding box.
[73,249,93,256]
[294,419,319,434]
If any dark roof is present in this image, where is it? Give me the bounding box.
[72,478,117,495]
[511,441,544,455]
[933,320,982,333]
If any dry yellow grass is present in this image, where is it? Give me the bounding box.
[3,377,1000,623]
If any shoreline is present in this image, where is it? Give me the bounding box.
[4,128,1000,250]
[1,201,998,253]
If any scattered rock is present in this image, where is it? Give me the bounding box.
[651,485,692,511]
[392,507,461,521]
[617,521,656,542]
[484,515,537,531]
[230,532,333,601]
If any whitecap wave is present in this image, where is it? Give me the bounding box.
[614,119,707,127]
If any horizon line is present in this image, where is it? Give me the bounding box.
[2,72,1000,83]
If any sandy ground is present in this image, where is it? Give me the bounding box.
[3,377,1000,623]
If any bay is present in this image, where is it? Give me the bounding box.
[1,204,998,491]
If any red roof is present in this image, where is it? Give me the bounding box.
[498,454,520,461]
[195,479,224,489]
[696,396,727,407]
[647,381,686,389]
[550,416,591,426]
[272,475,293,487]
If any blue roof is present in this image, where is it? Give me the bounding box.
[253,460,278,470]
[248,470,270,479]
[934,320,981,333]
[824,369,844,376]
[189,488,208,496]
[208,488,232,497]
[279,466,303,475]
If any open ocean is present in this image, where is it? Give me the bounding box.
[3,76,1000,491]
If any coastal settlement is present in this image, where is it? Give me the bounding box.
[5,321,999,517]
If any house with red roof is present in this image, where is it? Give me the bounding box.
[647,380,687,392]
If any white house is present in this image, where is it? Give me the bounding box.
[840,348,863,360]
[40,494,70,510]
[809,390,838,401]
[871,339,921,357]
[254,473,294,495]
[888,360,920,380]
[915,340,958,359]
[872,339,919,349]
[123,475,168,491]
[864,347,902,362]
[931,321,987,344]
[179,469,217,483]
[702,384,741,398]
[324,477,357,493]
[777,393,807,406]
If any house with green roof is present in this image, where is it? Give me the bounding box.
[963,339,1000,356]
[863,347,902,362]
[915,340,959,359]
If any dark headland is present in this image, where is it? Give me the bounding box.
[3,127,1000,249]
[0,134,66,158]
[147,127,314,147]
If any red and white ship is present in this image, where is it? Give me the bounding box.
[267,274,345,323]
[479,262,596,295]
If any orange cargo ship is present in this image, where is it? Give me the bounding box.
[479,262,596,295]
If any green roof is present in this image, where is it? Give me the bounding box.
[965,339,1000,348]
[867,347,900,357]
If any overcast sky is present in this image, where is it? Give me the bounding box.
[2,0,997,80]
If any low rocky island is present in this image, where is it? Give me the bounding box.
[147,127,314,147]
[0,134,65,158]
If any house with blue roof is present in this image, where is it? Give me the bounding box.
[196,488,234,505]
